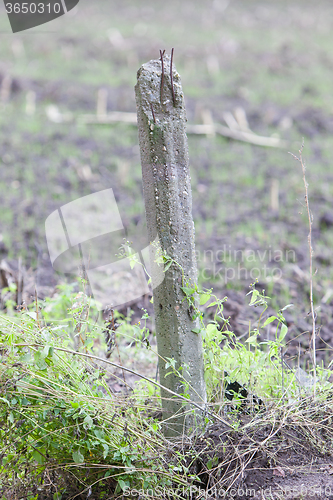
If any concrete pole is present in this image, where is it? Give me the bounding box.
[135,51,206,437]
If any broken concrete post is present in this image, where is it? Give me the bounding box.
[135,52,206,437]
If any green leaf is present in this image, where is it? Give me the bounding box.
[191,327,201,334]
[199,293,211,305]
[280,304,294,312]
[72,449,84,463]
[118,479,130,492]
[83,415,94,429]
[102,443,109,459]
[208,350,214,362]
[42,344,52,359]
[32,449,45,465]
[245,333,258,343]
[181,286,195,296]
[263,316,277,327]
[164,260,173,272]
[84,339,94,349]
[94,429,105,441]
[165,357,176,370]
[249,290,259,305]
[20,352,32,363]
[206,323,219,336]
[34,351,48,370]
[279,323,288,342]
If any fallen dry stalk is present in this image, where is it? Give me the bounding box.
[75,111,288,147]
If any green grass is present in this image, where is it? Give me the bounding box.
[1,276,333,498]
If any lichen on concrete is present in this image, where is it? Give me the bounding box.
[135,53,206,437]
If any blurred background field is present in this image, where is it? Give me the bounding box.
[1,0,333,363]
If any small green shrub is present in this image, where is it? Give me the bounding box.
[0,300,185,499]
[1,267,332,498]
[180,277,332,407]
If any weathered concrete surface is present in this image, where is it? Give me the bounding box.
[135,53,206,437]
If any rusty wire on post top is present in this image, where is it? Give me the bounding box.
[159,48,176,107]
[170,47,176,106]
[159,49,165,105]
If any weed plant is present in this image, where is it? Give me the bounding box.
[0,294,187,499]
[1,269,332,498]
